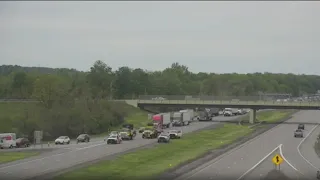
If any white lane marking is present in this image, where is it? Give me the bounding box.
[297,124,320,171]
[279,144,303,174]
[178,117,293,180]
[0,142,108,170]
[236,144,281,180]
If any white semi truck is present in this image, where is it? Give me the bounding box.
[179,109,195,121]
[172,111,191,126]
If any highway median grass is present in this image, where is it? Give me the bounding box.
[55,124,253,180]
[240,110,296,125]
[257,110,296,123]
[0,151,39,164]
[55,110,295,180]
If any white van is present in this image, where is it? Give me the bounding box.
[0,133,17,149]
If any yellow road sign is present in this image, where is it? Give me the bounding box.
[272,154,283,165]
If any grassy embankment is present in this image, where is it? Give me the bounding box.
[56,110,295,180]
[0,101,151,161]
[0,101,151,137]
[0,152,39,164]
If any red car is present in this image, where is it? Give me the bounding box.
[16,138,30,148]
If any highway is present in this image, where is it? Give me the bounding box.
[0,115,243,180]
[175,110,320,180]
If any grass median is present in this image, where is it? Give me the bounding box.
[0,151,39,164]
[55,110,295,180]
[257,110,296,123]
[240,110,296,124]
[56,124,253,180]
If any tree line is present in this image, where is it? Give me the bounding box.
[0,61,320,140]
[1,61,320,100]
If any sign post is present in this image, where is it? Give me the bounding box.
[272,154,283,170]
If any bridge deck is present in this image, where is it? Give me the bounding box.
[137,100,320,110]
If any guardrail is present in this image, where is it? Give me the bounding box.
[137,99,320,107]
[138,95,264,101]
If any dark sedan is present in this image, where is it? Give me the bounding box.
[16,138,30,148]
[76,134,90,143]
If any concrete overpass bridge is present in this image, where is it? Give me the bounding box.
[3,96,320,124]
[136,95,320,124]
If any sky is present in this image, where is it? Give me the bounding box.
[0,1,319,74]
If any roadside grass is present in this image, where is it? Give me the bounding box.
[257,110,296,123]
[0,151,39,164]
[239,110,296,124]
[55,124,253,180]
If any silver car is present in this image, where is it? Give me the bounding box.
[294,129,303,138]
[158,133,170,143]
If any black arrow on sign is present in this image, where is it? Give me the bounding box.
[276,156,279,163]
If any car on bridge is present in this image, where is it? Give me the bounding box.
[294,129,304,138]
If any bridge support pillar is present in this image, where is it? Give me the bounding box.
[249,109,256,124]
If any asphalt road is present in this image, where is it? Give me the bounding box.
[0,114,244,180]
[175,110,320,180]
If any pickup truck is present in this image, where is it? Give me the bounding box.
[168,130,182,139]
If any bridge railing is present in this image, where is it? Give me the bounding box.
[138,95,265,101]
[137,99,320,107]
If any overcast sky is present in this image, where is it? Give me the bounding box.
[0,1,319,74]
